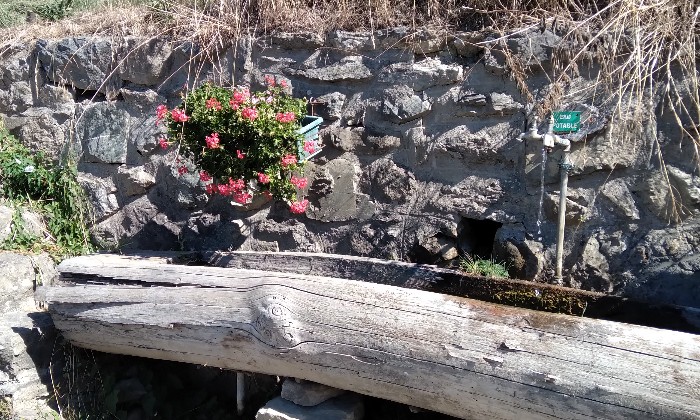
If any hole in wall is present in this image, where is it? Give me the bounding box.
[458,217,502,259]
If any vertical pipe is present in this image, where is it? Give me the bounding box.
[236,372,245,416]
[555,151,569,284]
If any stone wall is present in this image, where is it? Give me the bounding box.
[1,29,699,307]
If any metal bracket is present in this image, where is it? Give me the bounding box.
[559,162,574,172]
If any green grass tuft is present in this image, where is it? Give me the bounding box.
[460,255,510,279]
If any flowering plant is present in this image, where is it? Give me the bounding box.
[156,77,316,214]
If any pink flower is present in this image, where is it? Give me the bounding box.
[205,97,222,111]
[258,172,270,184]
[280,80,288,88]
[205,183,216,195]
[264,74,276,86]
[303,141,316,154]
[228,178,245,192]
[290,175,308,189]
[178,166,188,175]
[236,149,246,159]
[230,90,249,107]
[217,184,232,196]
[281,154,297,167]
[205,132,220,149]
[171,108,189,123]
[289,199,309,214]
[158,137,169,150]
[232,191,252,204]
[241,107,258,121]
[276,112,296,123]
[200,171,212,182]
[156,104,168,124]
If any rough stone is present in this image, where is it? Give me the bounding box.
[432,177,507,222]
[306,159,375,222]
[269,32,325,50]
[0,252,55,312]
[636,165,700,222]
[360,158,417,204]
[0,206,46,245]
[408,30,446,54]
[254,218,321,252]
[341,93,367,126]
[0,310,57,420]
[290,56,372,81]
[601,178,640,220]
[256,394,364,420]
[116,165,156,196]
[281,379,346,407]
[328,31,375,51]
[0,81,32,114]
[381,85,431,123]
[89,196,161,249]
[365,134,401,153]
[15,112,67,162]
[570,235,612,292]
[417,235,459,262]
[490,92,523,115]
[119,37,172,86]
[313,92,345,121]
[183,214,247,251]
[378,58,463,91]
[0,252,58,420]
[325,127,365,153]
[36,84,75,115]
[450,33,484,57]
[37,37,121,95]
[626,222,700,308]
[77,102,130,164]
[0,32,699,306]
[0,205,12,243]
[19,209,46,239]
[493,225,544,281]
[78,172,120,221]
[505,29,562,66]
[544,188,592,225]
[431,123,513,166]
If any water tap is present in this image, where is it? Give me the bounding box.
[518,115,571,153]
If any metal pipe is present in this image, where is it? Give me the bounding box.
[555,151,571,284]
[236,372,245,415]
[519,114,574,285]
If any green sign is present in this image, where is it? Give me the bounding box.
[553,111,582,133]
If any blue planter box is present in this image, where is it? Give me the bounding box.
[296,115,323,162]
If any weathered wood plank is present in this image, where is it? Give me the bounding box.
[39,254,700,420]
[204,251,700,332]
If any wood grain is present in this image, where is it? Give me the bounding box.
[38,253,700,420]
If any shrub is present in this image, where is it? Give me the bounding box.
[160,78,315,214]
[0,124,92,258]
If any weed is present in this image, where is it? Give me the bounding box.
[459,255,510,279]
[0,124,92,259]
[0,397,12,420]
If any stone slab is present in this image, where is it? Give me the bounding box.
[281,379,346,406]
[255,394,364,420]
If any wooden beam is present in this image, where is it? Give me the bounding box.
[38,253,700,420]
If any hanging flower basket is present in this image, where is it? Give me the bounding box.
[156,77,323,214]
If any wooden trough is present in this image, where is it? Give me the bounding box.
[37,252,700,420]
